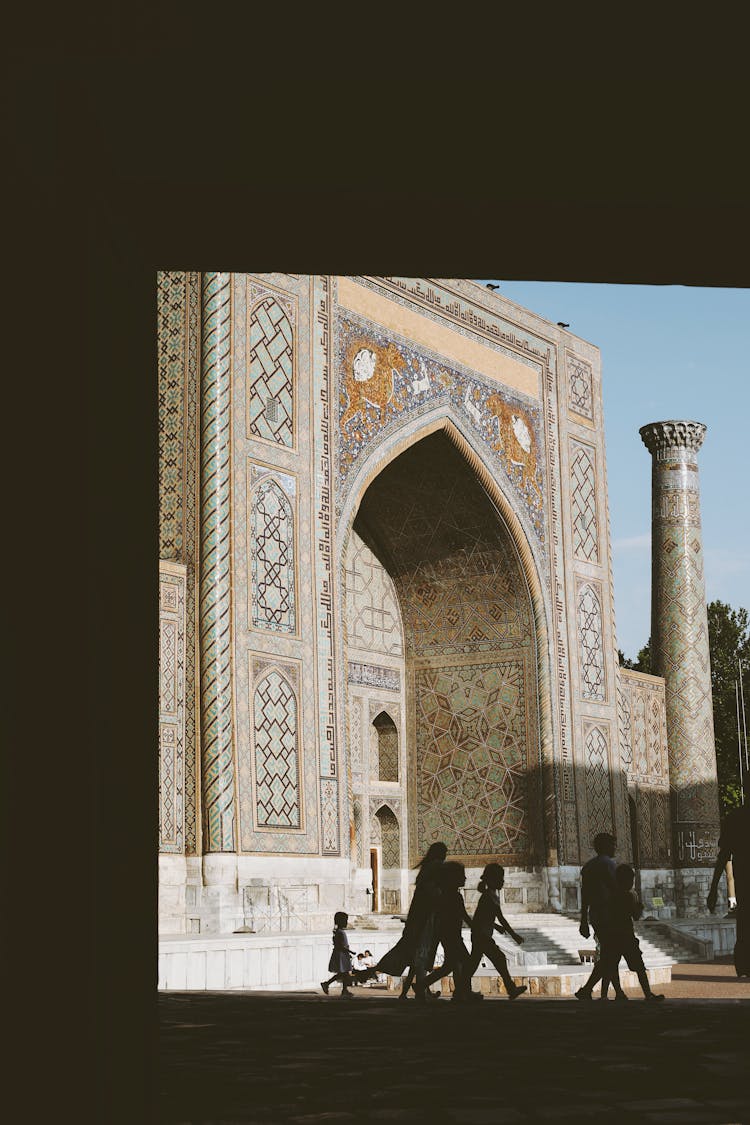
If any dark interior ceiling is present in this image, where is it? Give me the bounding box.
[353,431,515,579]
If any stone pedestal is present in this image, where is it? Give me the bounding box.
[639,421,721,903]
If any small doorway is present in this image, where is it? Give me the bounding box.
[369,846,380,912]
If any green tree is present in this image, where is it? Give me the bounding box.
[707,600,749,814]
[621,602,749,813]
[618,641,652,673]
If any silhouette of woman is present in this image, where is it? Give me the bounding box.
[416,861,481,1002]
[359,842,447,999]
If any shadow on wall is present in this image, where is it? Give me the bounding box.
[398,761,723,919]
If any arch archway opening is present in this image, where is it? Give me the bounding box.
[373,711,399,782]
[350,430,543,869]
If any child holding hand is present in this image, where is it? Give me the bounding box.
[465,863,527,1000]
[602,865,665,1002]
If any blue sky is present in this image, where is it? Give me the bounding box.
[479,279,750,660]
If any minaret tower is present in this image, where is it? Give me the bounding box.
[639,421,721,909]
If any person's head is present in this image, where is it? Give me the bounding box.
[478,862,505,892]
[615,864,635,890]
[334,911,348,929]
[356,953,365,961]
[438,861,466,890]
[415,841,448,868]
[364,950,372,958]
[593,832,616,857]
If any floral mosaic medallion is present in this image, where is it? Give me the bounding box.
[415,661,529,861]
[336,316,545,544]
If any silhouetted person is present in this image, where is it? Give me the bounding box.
[576,832,625,1000]
[465,864,527,999]
[321,911,355,998]
[707,804,750,977]
[417,862,481,1002]
[604,864,665,1001]
[359,842,447,998]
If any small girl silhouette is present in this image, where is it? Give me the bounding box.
[465,864,527,999]
[321,911,355,998]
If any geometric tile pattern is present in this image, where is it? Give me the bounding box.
[567,353,593,420]
[344,531,403,656]
[616,672,632,772]
[248,296,294,447]
[320,778,339,853]
[159,566,186,852]
[158,271,188,559]
[577,582,606,702]
[157,271,200,854]
[570,439,599,562]
[634,693,648,775]
[619,670,672,868]
[336,314,546,546]
[373,711,399,782]
[414,660,529,863]
[636,784,654,864]
[199,272,236,852]
[640,420,720,853]
[583,724,612,839]
[348,697,362,773]
[651,790,670,864]
[182,273,200,856]
[250,477,296,633]
[253,669,301,829]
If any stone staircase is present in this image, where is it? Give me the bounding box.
[353,911,700,966]
[499,912,698,969]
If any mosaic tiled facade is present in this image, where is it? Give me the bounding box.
[158,276,720,935]
[619,669,672,867]
[247,293,295,447]
[159,562,187,852]
[157,271,200,854]
[583,723,612,841]
[566,353,594,421]
[570,439,599,563]
[576,582,606,702]
[249,474,297,634]
[415,660,531,862]
[252,665,301,829]
[640,421,720,865]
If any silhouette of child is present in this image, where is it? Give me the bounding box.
[321,911,355,998]
[604,865,665,1002]
[417,862,481,1002]
[576,831,626,1001]
[465,864,527,1000]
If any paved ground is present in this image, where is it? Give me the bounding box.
[159,962,750,1124]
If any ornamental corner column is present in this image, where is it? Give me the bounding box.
[199,272,237,864]
[639,420,720,878]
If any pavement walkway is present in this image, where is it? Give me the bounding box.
[159,961,749,1124]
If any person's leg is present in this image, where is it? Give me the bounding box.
[486,941,527,998]
[341,972,354,996]
[575,960,603,999]
[400,968,414,999]
[630,950,663,1000]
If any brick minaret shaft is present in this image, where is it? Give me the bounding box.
[639,421,720,867]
